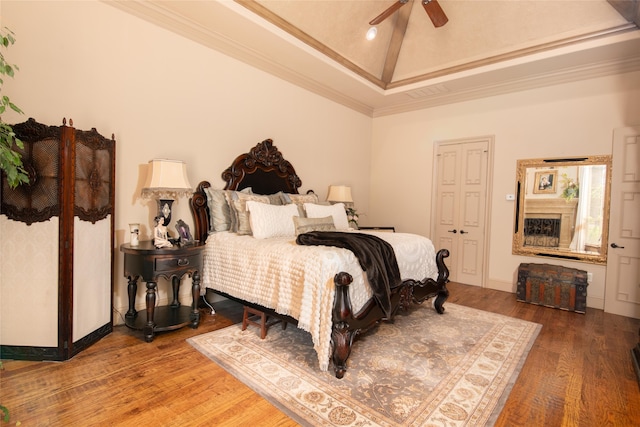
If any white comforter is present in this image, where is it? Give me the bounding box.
[202,230,438,371]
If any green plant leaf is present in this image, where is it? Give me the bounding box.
[0,27,27,188]
[9,102,22,114]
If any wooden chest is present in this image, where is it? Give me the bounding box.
[516,263,588,313]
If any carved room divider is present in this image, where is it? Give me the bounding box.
[0,118,115,360]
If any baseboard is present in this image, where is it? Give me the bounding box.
[586,296,604,310]
[485,278,515,293]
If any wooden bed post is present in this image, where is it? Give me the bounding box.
[331,272,356,379]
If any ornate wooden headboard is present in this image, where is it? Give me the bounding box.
[190,138,302,242]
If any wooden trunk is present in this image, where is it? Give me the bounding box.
[516,263,588,313]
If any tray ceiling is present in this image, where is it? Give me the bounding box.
[109,0,640,116]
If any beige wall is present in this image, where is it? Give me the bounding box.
[0,1,371,325]
[369,70,640,308]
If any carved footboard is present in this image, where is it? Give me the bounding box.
[330,249,450,379]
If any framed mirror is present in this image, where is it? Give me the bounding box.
[513,155,612,264]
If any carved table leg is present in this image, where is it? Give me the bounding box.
[171,276,181,308]
[125,275,139,319]
[144,281,157,342]
[190,270,201,328]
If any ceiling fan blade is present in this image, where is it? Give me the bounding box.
[423,0,448,27]
[369,0,408,26]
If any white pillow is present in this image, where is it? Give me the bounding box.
[246,201,300,239]
[304,202,350,230]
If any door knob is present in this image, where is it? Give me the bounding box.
[610,243,625,249]
[447,229,457,233]
[460,230,468,234]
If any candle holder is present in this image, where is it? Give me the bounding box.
[129,223,140,246]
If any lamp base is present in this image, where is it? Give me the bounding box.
[156,198,174,227]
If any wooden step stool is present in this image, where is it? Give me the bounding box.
[241,306,287,339]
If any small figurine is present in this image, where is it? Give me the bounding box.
[153,216,173,248]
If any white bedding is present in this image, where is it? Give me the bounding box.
[202,230,438,371]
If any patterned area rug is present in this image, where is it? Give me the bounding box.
[188,303,541,426]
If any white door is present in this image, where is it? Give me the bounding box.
[433,137,492,286]
[605,125,640,318]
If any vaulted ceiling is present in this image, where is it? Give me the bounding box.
[110,0,640,116]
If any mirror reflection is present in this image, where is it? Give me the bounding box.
[513,156,612,264]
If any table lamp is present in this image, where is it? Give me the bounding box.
[326,185,353,205]
[141,159,192,228]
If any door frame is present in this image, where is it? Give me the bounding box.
[430,135,495,287]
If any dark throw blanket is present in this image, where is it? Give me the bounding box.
[296,231,401,318]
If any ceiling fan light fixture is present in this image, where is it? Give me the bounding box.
[370,0,448,28]
[366,26,377,40]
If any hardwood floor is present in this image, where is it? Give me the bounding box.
[1,282,639,426]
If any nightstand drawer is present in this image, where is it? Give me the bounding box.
[155,254,200,272]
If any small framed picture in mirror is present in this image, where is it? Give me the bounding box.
[533,170,557,194]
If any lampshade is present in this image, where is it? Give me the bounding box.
[141,159,192,200]
[326,185,353,203]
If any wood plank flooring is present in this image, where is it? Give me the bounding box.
[1,282,639,426]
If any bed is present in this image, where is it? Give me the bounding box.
[190,139,450,378]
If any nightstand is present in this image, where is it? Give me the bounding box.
[120,241,204,342]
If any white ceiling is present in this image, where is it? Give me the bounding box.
[109,1,640,117]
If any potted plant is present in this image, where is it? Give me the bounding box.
[560,172,579,202]
[0,27,28,189]
[346,207,360,229]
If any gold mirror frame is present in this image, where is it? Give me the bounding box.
[513,155,612,264]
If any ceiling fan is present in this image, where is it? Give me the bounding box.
[370,0,448,28]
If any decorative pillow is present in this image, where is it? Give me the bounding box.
[293,215,336,236]
[265,191,285,205]
[227,192,270,235]
[246,201,300,239]
[283,192,319,204]
[304,202,350,230]
[202,187,252,232]
[203,187,231,232]
[281,192,319,216]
